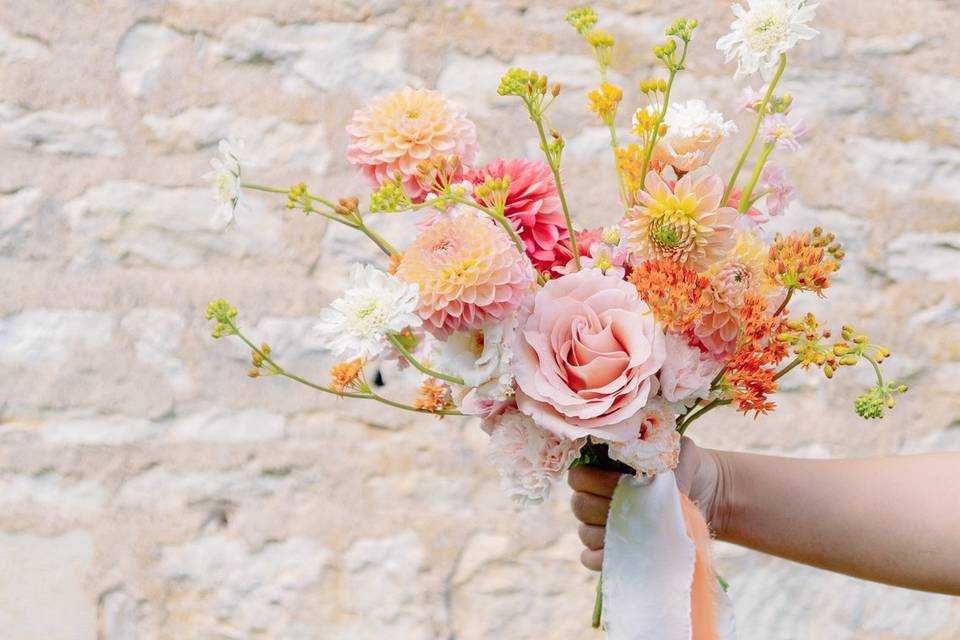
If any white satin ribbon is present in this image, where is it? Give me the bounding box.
[602,471,737,640]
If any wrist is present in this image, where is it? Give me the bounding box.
[702,448,734,539]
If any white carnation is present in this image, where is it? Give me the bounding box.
[488,409,585,506]
[716,0,819,79]
[315,264,421,360]
[605,399,681,476]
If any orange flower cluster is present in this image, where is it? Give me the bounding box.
[414,378,454,412]
[330,359,365,392]
[725,293,790,416]
[765,228,843,296]
[628,258,713,334]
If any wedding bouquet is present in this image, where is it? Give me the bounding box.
[204,2,905,637]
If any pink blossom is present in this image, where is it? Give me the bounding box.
[659,333,724,404]
[487,408,585,505]
[736,86,766,113]
[513,268,666,443]
[761,165,795,216]
[346,88,478,202]
[727,188,769,228]
[760,114,808,152]
[468,158,569,273]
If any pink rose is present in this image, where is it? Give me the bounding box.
[513,268,666,442]
[659,333,724,404]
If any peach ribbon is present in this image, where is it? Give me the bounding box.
[602,472,736,640]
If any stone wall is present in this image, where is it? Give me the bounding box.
[1,1,959,638]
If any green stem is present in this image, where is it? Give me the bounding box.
[531,110,580,270]
[241,182,288,195]
[366,387,464,416]
[386,334,465,386]
[639,40,690,191]
[738,143,774,213]
[723,53,787,204]
[355,220,398,256]
[226,321,460,415]
[242,181,396,256]
[773,356,802,381]
[862,352,885,386]
[592,576,603,629]
[677,398,731,436]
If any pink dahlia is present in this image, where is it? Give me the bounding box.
[346,88,479,202]
[468,158,569,273]
[623,171,738,271]
[395,211,533,336]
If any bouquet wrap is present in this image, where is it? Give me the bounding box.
[603,472,736,640]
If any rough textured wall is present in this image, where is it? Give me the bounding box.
[1,0,959,638]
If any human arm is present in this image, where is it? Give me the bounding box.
[569,439,960,595]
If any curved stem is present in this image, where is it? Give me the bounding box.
[366,387,463,416]
[639,40,690,191]
[355,220,398,256]
[386,334,465,386]
[225,320,457,415]
[531,112,580,269]
[677,398,731,436]
[773,356,802,381]
[738,143,775,213]
[722,53,787,204]
[773,288,795,318]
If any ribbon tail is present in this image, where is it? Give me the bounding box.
[603,472,737,640]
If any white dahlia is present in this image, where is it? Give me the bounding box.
[315,264,421,360]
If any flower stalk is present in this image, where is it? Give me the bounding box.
[723,53,787,203]
[386,334,465,386]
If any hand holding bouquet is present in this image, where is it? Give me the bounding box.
[204,2,906,635]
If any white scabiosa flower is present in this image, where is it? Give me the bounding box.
[315,264,421,360]
[652,100,738,173]
[488,408,585,506]
[716,0,819,79]
[205,138,245,225]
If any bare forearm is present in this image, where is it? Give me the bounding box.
[710,450,960,595]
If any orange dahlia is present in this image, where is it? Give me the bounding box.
[396,212,534,336]
[346,88,479,202]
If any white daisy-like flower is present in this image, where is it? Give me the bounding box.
[716,0,819,79]
[205,138,245,225]
[315,264,422,360]
[487,408,585,506]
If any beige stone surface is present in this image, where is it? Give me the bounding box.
[1,0,958,638]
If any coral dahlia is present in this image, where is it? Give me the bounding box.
[468,158,569,273]
[395,211,533,337]
[346,88,479,202]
